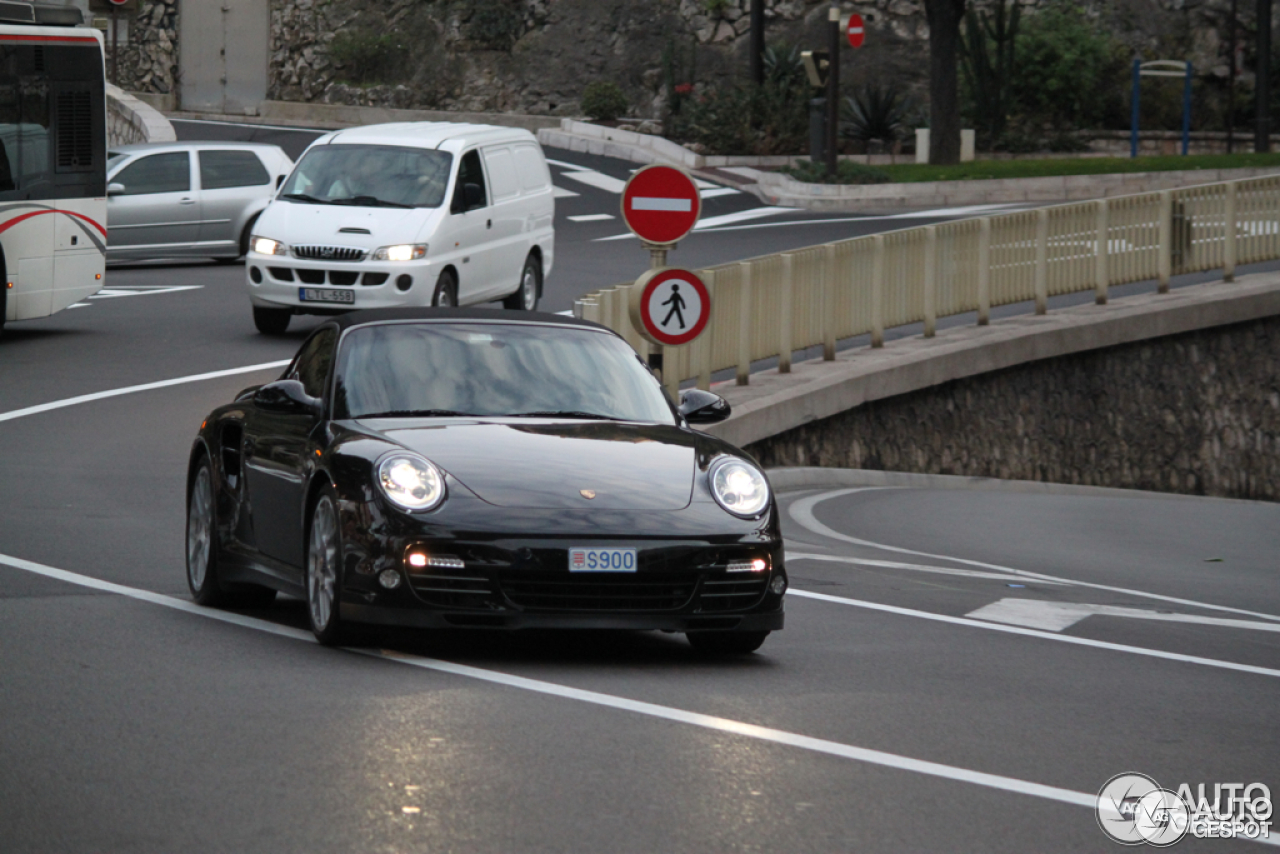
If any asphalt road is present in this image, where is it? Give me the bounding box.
[0,120,1275,851]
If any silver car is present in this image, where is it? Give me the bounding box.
[107,142,294,262]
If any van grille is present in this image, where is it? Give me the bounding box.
[293,245,365,262]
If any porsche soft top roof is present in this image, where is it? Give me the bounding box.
[326,307,607,333]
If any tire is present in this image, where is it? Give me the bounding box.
[686,630,770,655]
[253,305,291,335]
[432,270,458,307]
[187,458,276,608]
[502,253,541,311]
[306,489,345,645]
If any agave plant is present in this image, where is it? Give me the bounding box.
[840,84,914,155]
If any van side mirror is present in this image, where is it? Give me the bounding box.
[107,182,125,196]
[678,389,731,424]
[276,175,285,188]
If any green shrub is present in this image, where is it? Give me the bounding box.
[780,159,892,185]
[467,0,524,51]
[329,28,408,86]
[581,81,629,122]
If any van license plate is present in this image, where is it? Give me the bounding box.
[299,287,354,304]
[569,548,637,573]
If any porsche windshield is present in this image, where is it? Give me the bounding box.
[333,323,677,423]
[279,144,452,208]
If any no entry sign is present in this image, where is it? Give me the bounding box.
[629,267,711,347]
[620,165,701,246]
[847,13,865,48]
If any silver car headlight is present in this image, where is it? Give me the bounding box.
[710,458,770,518]
[377,452,446,511]
[252,236,289,256]
[372,244,428,262]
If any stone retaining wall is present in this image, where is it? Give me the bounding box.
[106,84,177,146]
[745,316,1280,501]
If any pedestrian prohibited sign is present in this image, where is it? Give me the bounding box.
[629,267,711,347]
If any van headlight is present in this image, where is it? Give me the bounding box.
[253,236,289,256]
[709,458,771,518]
[372,244,428,262]
[377,452,446,512]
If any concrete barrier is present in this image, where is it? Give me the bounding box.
[106,84,176,146]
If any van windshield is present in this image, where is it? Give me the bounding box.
[279,144,452,208]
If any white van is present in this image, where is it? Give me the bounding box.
[244,122,555,334]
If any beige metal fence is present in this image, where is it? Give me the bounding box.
[574,174,1280,396]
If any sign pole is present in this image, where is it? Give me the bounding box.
[110,4,118,85]
[825,5,839,178]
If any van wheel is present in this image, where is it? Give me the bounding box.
[503,254,541,311]
[432,270,458,307]
[253,306,291,334]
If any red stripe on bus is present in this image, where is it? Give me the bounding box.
[0,209,107,238]
[0,35,100,43]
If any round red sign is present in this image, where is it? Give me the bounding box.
[629,267,711,347]
[620,165,701,246]
[847,13,865,49]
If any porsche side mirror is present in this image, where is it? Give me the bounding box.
[254,380,322,417]
[107,182,125,196]
[678,389,730,424]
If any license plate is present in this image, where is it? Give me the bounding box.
[569,547,637,573]
[299,287,354,304]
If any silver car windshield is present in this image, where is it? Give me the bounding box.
[279,144,452,208]
[333,323,676,424]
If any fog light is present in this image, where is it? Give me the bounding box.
[249,266,263,284]
[769,575,787,595]
[726,558,769,573]
[407,552,428,568]
[395,274,412,292]
[378,569,402,589]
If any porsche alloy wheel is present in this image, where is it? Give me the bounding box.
[187,463,216,601]
[307,491,343,645]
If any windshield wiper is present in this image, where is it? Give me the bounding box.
[331,195,413,209]
[281,192,332,204]
[508,410,615,421]
[357,409,476,418]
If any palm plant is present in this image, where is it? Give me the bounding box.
[840,84,913,158]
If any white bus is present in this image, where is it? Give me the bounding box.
[0,1,106,339]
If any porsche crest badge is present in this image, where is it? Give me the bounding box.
[579,489,597,500]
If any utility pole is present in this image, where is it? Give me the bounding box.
[749,0,765,85]
[1229,0,1238,153]
[1257,0,1272,152]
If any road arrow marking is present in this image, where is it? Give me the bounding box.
[967,598,1280,634]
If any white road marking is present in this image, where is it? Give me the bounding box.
[0,550,1100,814]
[559,170,628,194]
[552,186,580,198]
[89,285,203,299]
[630,196,692,212]
[886,204,1027,219]
[595,206,794,241]
[567,213,614,222]
[788,488,1280,624]
[544,158,589,170]
[700,187,739,199]
[172,117,333,134]
[968,598,1280,634]
[787,589,1280,680]
[0,360,291,424]
[789,552,1068,585]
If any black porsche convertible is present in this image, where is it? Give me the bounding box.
[185,308,786,653]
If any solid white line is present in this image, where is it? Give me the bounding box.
[787,589,1280,680]
[788,488,1280,624]
[0,550,1097,813]
[788,552,1067,585]
[544,158,589,170]
[0,360,291,424]
[88,285,202,299]
[560,170,628,194]
[171,117,331,134]
[700,187,740,199]
[566,213,615,222]
[631,197,692,212]
[967,598,1280,634]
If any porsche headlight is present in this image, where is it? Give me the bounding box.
[710,458,770,518]
[377,453,445,511]
[252,236,289,256]
[372,244,428,262]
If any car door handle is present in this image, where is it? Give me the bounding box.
[487,219,492,229]
[179,197,196,205]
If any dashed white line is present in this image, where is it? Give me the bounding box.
[567,213,615,222]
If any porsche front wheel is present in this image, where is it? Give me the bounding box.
[307,490,345,645]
